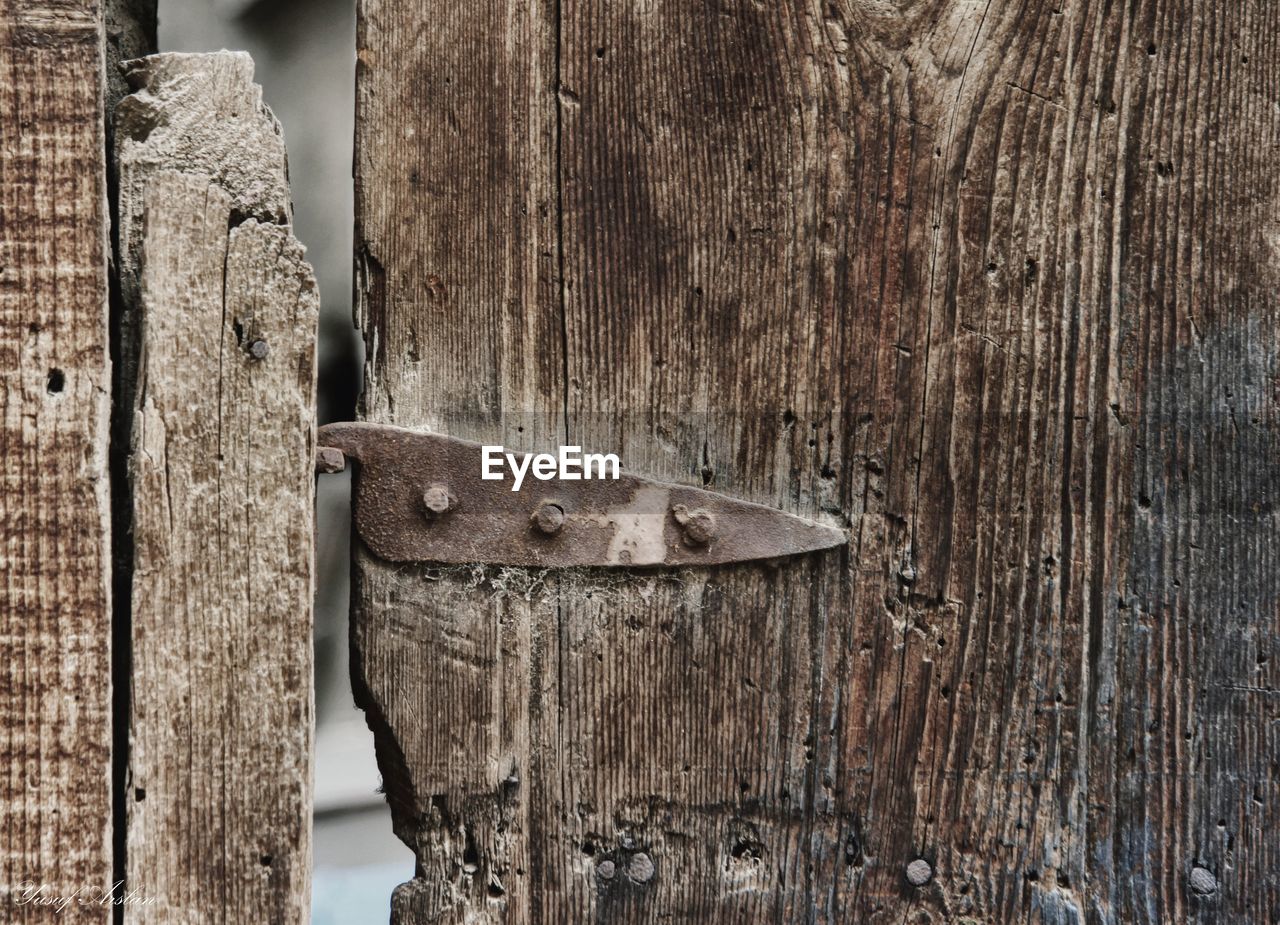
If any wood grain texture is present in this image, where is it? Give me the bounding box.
[355,0,560,918]
[0,2,113,920]
[355,1,1280,922]
[115,51,292,450]
[119,55,317,923]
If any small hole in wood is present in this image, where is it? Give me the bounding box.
[844,834,862,866]
[260,854,273,867]
[134,788,146,802]
[46,369,64,393]
[462,837,480,874]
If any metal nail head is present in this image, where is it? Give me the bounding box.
[672,504,716,546]
[422,484,453,517]
[531,501,565,535]
[1189,866,1217,896]
[627,852,655,883]
[905,858,933,887]
[315,446,345,474]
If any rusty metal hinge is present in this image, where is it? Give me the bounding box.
[317,422,846,568]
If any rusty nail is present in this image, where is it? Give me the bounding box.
[627,852,655,884]
[905,858,933,887]
[672,504,716,546]
[248,339,269,360]
[1189,866,1217,896]
[596,859,616,880]
[531,501,565,535]
[315,446,345,474]
[422,483,453,516]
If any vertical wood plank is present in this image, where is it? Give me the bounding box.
[117,54,317,924]
[356,1,1280,922]
[0,2,113,920]
[354,0,559,920]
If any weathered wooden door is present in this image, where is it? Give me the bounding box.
[353,1,1278,922]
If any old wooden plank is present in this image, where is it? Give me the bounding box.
[0,2,113,920]
[115,51,291,439]
[353,0,560,919]
[117,54,317,924]
[355,1,1280,922]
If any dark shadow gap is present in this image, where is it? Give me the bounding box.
[104,3,158,921]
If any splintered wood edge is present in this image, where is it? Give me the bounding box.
[122,51,318,925]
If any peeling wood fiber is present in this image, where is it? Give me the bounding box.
[117,53,318,924]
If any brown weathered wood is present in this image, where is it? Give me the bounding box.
[118,54,317,924]
[355,1,1280,922]
[354,0,560,919]
[0,3,113,920]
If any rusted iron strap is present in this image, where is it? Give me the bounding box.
[318,422,847,567]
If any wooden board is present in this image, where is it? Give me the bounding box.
[355,1,1280,921]
[117,55,317,924]
[0,3,113,920]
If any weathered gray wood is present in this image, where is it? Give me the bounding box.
[0,3,113,920]
[355,2,1280,922]
[115,51,292,440]
[118,54,317,924]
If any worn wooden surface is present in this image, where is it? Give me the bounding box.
[355,1,1279,922]
[0,2,113,920]
[115,51,292,439]
[119,55,317,924]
